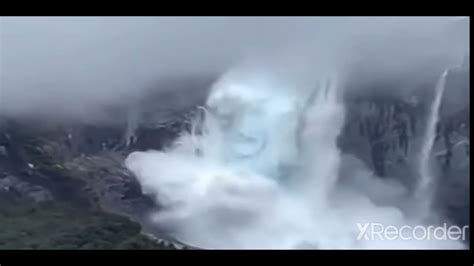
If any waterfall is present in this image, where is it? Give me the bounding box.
[125,67,464,249]
[416,70,448,201]
[124,107,139,147]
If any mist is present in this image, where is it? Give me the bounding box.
[0,17,469,249]
[125,57,465,249]
[0,17,468,122]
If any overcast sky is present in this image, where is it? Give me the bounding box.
[0,16,469,122]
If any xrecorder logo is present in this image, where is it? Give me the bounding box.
[357,223,469,241]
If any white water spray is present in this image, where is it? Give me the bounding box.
[124,107,139,147]
[125,66,464,249]
[416,71,448,203]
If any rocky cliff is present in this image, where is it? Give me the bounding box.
[339,65,469,232]
[0,64,469,248]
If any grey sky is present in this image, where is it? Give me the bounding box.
[0,16,468,121]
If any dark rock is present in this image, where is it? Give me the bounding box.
[0,174,53,202]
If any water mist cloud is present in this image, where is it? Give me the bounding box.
[0,16,468,250]
[0,16,468,249]
[125,65,467,249]
[0,17,467,122]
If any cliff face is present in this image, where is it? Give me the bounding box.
[339,65,469,230]
[0,117,189,249]
[0,64,469,248]
[0,75,210,249]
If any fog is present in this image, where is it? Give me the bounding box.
[0,16,469,249]
[125,43,465,249]
[0,16,468,122]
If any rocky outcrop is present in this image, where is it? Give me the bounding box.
[0,173,53,202]
[0,64,468,248]
[0,111,192,249]
[63,153,155,219]
[339,64,469,232]
[341,65,469,177]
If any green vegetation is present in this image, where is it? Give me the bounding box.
[0,191,166,250]
[0,122,182,250]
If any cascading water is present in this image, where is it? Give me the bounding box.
[125,66,465,249]
[415,70,449,217]
[124,107,139,147]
